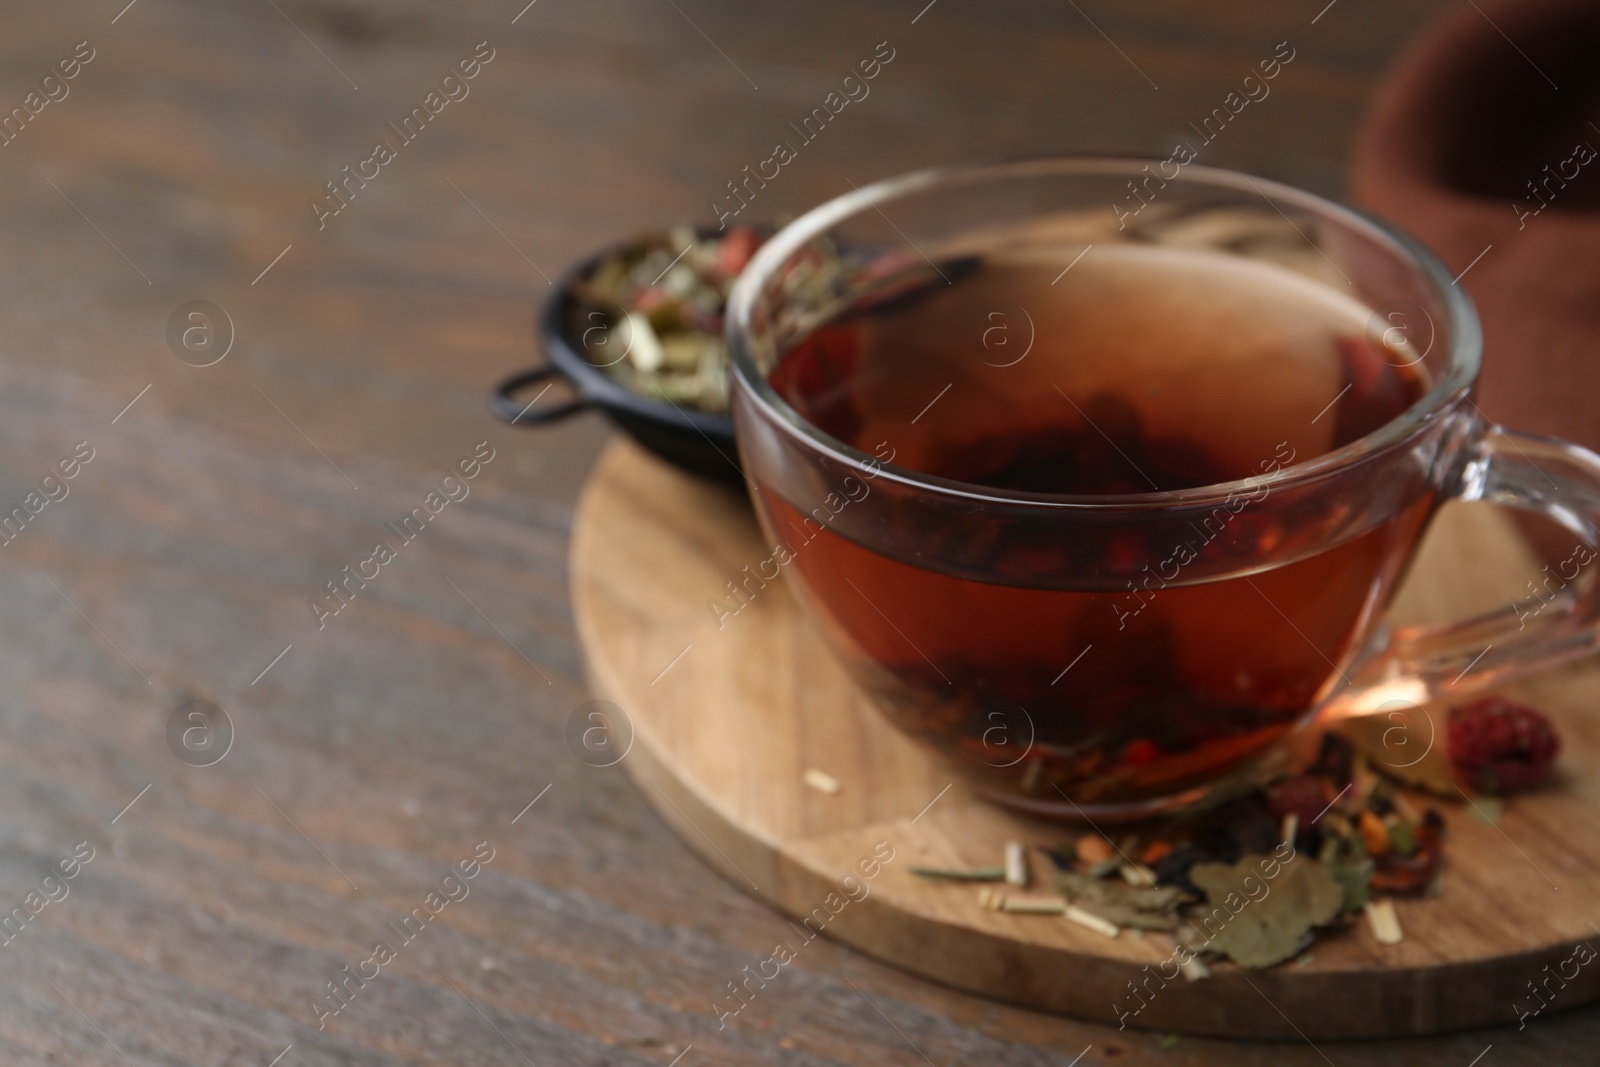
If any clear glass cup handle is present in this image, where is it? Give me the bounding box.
[1332,422,1600,718]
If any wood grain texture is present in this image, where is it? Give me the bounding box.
[7,0,1597,1063]
[574,438,1600,1041]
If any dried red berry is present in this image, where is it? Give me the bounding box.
[1266,773,1332,827]
[1447,696,1561,793]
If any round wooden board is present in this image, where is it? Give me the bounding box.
[570,438,1600,1040]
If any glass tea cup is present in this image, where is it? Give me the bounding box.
[725,157,1600,820]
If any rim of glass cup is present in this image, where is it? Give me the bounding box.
[726,156,1482,509]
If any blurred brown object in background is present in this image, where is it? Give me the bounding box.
[1351,0,1600,455]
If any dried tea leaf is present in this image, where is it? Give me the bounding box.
[1088,857,1122,879]
[1188,854,1343,968]
[1080,898,1181,930]
[913,866,1006,881]
[1318,835,1375,914]
[576,226,790,415]
[1339,710,1456,796]
[1123,886,1186,913]
[1053,870,1102,899]
[1054,869,1185,930]
[1055,870,1183,910]
[1120,863,1160,887]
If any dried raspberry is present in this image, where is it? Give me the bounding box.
[1447,696,1561,793]
[1265,773,1332,827]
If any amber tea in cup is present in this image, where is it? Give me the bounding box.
[728,159,1600,818]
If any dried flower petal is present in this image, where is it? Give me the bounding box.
[1358,810,1391,857]
[1075,834,1116,865]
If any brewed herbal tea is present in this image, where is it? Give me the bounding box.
[757,244,1435,806]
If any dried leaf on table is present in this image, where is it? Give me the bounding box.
[1318,834,1375,914]
[913,866,1006,881]
[1188,854,1343,968]
[1054,869,1186,930]
[1339,709,1457,796]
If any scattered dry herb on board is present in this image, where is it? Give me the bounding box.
[1076,731,1450,968]
[570,225,767,413]
[571,223,935,413]
[910,696,1562,972]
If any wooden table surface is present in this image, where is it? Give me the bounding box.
[2,0,1586,1064]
